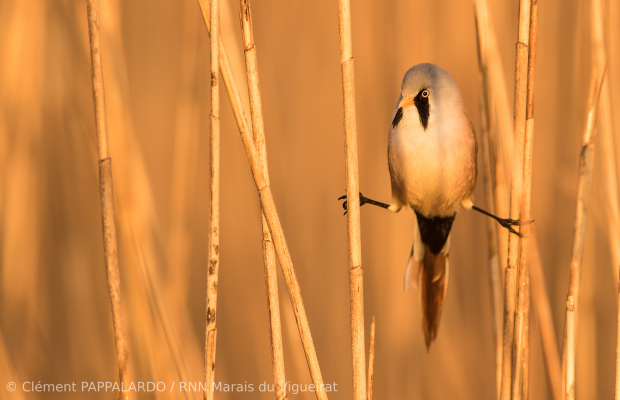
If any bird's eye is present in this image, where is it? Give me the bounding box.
[421,89,430,98]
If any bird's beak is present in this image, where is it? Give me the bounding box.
[398,96,415,108]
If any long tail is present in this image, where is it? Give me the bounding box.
[418,244,449,349]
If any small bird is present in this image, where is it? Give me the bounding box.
[340,63,524,349]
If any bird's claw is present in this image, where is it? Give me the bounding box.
[338,194,348,215]
[338,192,366,215]
[497,218,535,237]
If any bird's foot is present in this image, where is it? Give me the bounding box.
[497,217,534,237]
[338,192,373,215]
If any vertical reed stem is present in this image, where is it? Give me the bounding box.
[86,0,130,397]
[501,1,531,399]
[591,2,620,395]
[475,8,504,394]
[592,0,620,281]
[368,316,376,400]
[529,234,562,400]
[237,2,286,398]
[511,1,538,398]
[204,0,220,397]
[221,2,327,398]
[563,65,606,400]
[502,266,517,400]
[336,1,366,399]
[565,296,576,400]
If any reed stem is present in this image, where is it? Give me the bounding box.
[528,234,562,400]
[474,6,504,394]
[565,297,576,400]
[590,1,620,394]
[336,1,366,398]
[501,1,531,398]
[86,0,130,397]
[511,2,538,398]
[238,2,286,398]
[204,0,220,397]
[368,316,376,400]
[562,64,606,400]
[196,2,328,398]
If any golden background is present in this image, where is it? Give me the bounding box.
[0,0,619,398]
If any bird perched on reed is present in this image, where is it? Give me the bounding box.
[340,63,523,349]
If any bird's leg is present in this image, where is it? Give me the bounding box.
[338,192,390,215]
[471,205,533,237]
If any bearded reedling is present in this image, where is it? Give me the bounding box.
[340,63,527,348]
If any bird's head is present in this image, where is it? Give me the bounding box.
[393,63,464,131]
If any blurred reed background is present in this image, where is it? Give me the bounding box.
[0,0,619,398]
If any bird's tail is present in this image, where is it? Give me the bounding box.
[418,244,449,349]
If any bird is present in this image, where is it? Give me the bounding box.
[339,63,524,349]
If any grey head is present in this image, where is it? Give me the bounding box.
[392,63,465,131]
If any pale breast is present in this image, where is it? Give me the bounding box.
[388,108,477,217]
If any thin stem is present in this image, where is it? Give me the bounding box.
[562,61,607,400]
[565,297,576,400]
[476,2,560,398]
[238,1,286,398]
[501,266,517,400]
[501,0,531,398]
[529,234,562,400]
[475,7,504,394]
[85,0,130,397]
[591,4,620,395]
[474,0,513,278]
[512,1,538,398]
[368,316,376,400]
[196,2,328,398]
[95,0,197,388]
[336,0,366,398]
[204,0,220,397]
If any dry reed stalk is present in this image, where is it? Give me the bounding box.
[474,0,513,275]
[85,1,130,397]
[196,2,328,398]
[596,6,620,392]
[336,0,367,398]
[501,265,517,400]
[260,210,286,400]
[500,0,531,398]
[592,0,620,283]
[565,296,576,400]
[511,2,538,398]
[367,316,376,400]
[474,8,504,394]
[563,63,606,400]
[476,3,561,397]
[93,0,202,391]
[204,0,220,397]
[201,2,221,400]
[528,234,562,400]
[238,2,286,398]
[589,7,620,396]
